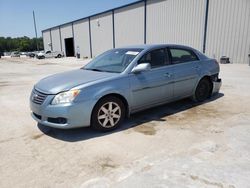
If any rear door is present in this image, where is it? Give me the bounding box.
[168,47,200,97]
[129,48,174,111]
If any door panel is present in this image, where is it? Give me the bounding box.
[169,47,200,97]
[173,61,200,97]
[45,51,52,58]
[129,66,174,110]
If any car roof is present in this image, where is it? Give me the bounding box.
[118,44,196,51]
[115,44,209,60]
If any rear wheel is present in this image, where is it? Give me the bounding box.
[194,78,211,102]
[91,96,125,131]
[57,54,62,58]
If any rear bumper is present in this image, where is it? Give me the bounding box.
[212,78,222,94]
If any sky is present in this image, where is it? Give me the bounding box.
[0,0,138,38]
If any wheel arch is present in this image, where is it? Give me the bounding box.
[202,75,214,96]
[194,75,213,97]
[92,93,130,119]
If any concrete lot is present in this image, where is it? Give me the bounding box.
[0,57,250,188]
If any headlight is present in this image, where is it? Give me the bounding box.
[51,90,80,105]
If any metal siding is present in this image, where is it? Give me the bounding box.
[51,28,61,51]
[42,31,51,51]
[73,19,91,58]
[90,12,113,57]
[43,0,249,64]
[206,0,250,64]
[41,1,145,32]
[146,0,206,51]
[114,2,144,47]
[60,24,73,54]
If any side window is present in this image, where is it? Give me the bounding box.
[169,48,198,64]
[138,49,170,68]
[46,51,51,54]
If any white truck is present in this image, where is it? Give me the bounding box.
[36,50,64,59]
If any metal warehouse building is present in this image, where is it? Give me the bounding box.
[42,0,250,64]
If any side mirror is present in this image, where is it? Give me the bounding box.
[131,63,151,73]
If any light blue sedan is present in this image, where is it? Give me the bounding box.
[30,44,221,131]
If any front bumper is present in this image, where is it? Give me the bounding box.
[30,94,96,129]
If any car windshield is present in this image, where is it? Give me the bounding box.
[83,48,143,73]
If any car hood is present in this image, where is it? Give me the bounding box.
[35,69,117,94]
[37,52,44,56]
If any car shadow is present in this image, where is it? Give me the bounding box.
[38,93,224,142]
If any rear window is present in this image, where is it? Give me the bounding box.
[169,48,199,64]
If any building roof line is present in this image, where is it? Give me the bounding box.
[42,0,144,32]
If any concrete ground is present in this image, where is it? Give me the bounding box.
[0,57,250,188]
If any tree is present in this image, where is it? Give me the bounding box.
[0,36,44,52]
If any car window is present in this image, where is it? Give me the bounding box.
[46,51,51,54]
[138,48,170,68]
[169,48,198,64]
[83,48,143,73]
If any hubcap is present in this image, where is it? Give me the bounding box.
[97,102,121,128]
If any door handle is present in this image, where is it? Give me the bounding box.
[194,66,201,70]
[164,73,172,78]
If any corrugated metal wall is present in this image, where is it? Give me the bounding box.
[73,19,91,58]
[51,27,61,52]
[114,2,144,47]
[42,30,51,51]
[90,12,113,57]
[60,24,73,54]
[206,0,250,64]
[43,0,250,64]
[146,0,206,51]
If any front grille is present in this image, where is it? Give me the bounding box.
[32,89,48,105]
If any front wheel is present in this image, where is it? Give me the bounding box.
[37,55,45,59]
[57,54,62,58]
[91,96,125,131]
[194,78,211,102]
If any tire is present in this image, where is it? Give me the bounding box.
[57,54,62,58]
[194,78,211,102]
[91,96,125,131]
[38,55,45,59]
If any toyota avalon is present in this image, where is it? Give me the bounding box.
[30,44,221,131]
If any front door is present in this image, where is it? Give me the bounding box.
[129,48,174,111]
[45,51,52,58]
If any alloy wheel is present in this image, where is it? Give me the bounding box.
[97,102,121,128]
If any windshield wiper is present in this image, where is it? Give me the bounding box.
[83,68,120,73]
[103,70,120,73]
[83,68,104,72]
